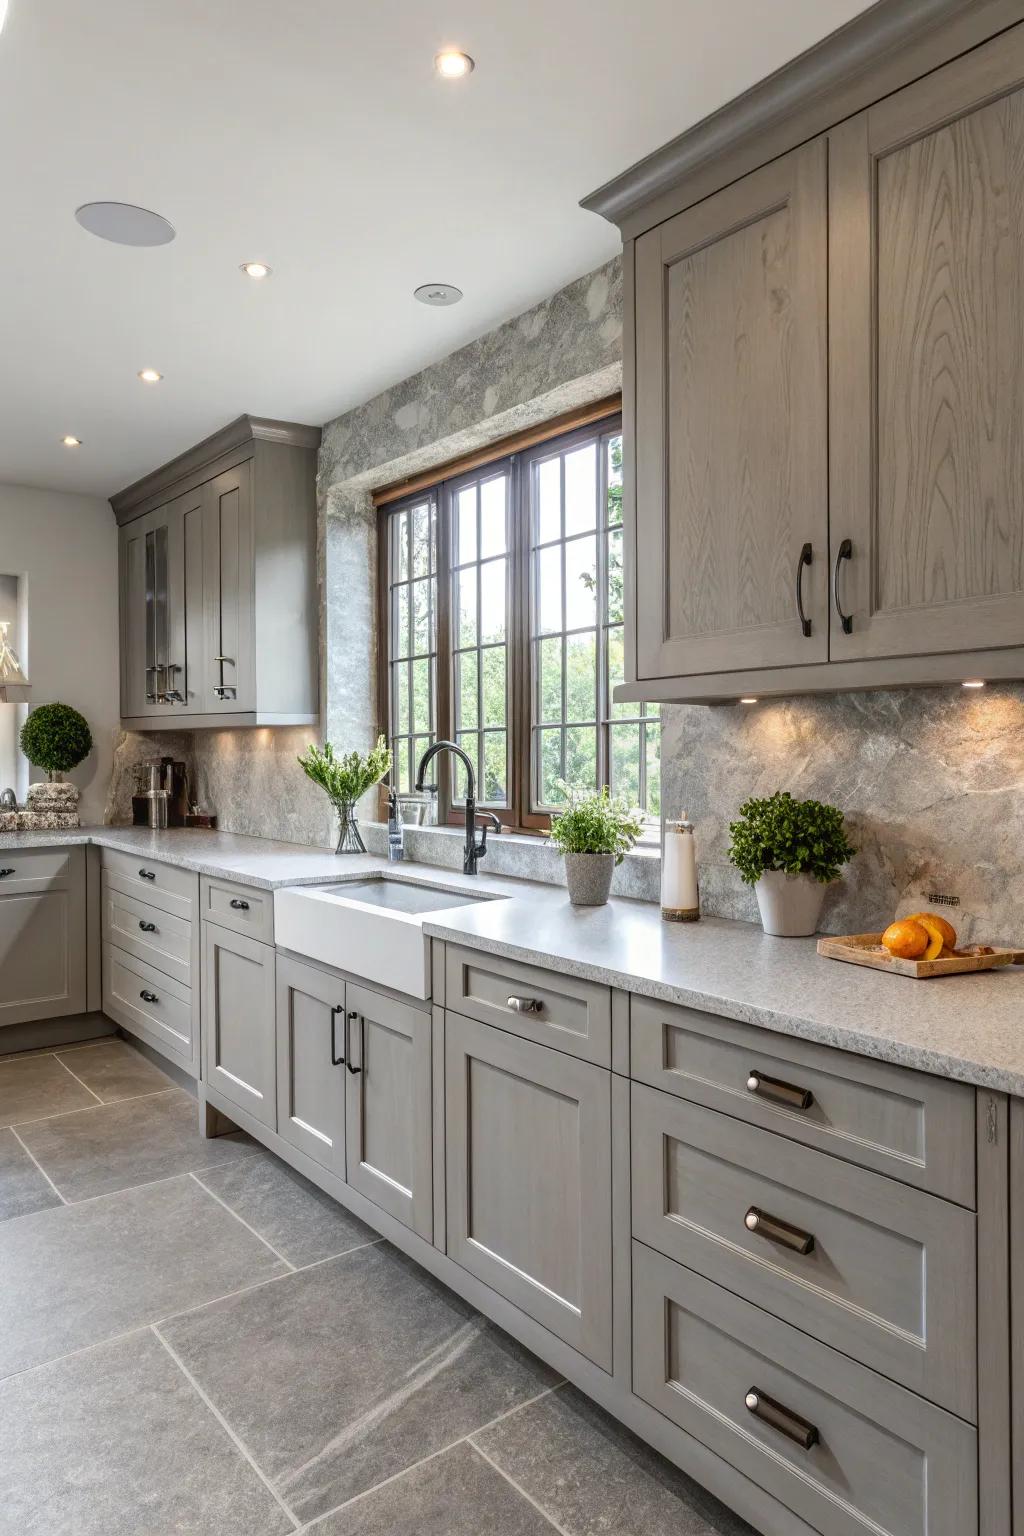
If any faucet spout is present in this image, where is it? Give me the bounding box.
[414,739,488,875]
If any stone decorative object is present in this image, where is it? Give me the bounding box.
[0,810,17,832]
[25,780,80,827]
[11,809,80,830]
[563,851,615,907]
[754,870,827,938]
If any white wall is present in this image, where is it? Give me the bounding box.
[0,483,119,824]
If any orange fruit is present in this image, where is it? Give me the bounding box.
[881,919,930,959]
[906,911,957,951]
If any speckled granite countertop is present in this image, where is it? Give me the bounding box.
[4,826,1022,1093]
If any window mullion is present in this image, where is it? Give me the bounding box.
[435,485,453,819]
[597,430,610,795]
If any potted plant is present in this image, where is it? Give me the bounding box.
[20,703,93,822]
[549,782,644,907]
[728,790,855,936]
[298,735,391,854]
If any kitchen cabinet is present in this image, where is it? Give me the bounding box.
[345,982,432,1240]
[112,415,321,729]
[201,921,276,1129]
[275,953,347,1177]
[0,847,86,1026]
[445,1009,612,1369]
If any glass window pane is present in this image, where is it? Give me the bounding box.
[607,527,624,624]
[565,536,597,630]
[411,657,432,734]
[457,486,477,566]
[646,701,660,720]
[395,585,411,659]
[393,661,410,736]
[411,736,432,789]
[454,733,479,804]
[457,650,478,731]
[537,727,563,806]
[395,510,409,581]
[480,558,506,644]
[538,636,562,723]
[481,646,506,728]
[483,731,507,804]
[412,502,433,578]
[537,544,562,634]
[412,577,433,655]
[457,569,477,648]
[565,631,596,723]
[646,723,662,816]
[607,625,633,720]
[611,722,642,806]
[564,725,597,793]
[392,738,410,793]
[564,444,597,536]
[480,475,507,559]
[536,457,561,544]
[606,435,623,526]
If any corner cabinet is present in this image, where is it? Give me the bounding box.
[114,415,321,729]
[602,18,1024,702]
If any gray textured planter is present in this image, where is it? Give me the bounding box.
[564,852,615,907]
[754,870,827,936]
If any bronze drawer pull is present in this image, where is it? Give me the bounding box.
[507,996,543,1015]
[744,1388,819,1451]
[229,898,250,911]
[138,920,157,933]
[746,1070,813,1111]
[139,990,159,1005]
[744,1206,815,1255]
[795,541,813,637]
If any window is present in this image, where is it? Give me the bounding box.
[382,413,659,829]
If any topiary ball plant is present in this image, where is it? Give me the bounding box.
[20,703,93,781]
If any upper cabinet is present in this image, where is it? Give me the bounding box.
[588,9,1024,702]
[113,416,320,728]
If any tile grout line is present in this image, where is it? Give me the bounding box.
[152,1325,302,1532]
[8,1125,67,1204]
[18,1144,265,1215]
[294,1383,564,1533]
[9,1085,180,1130]
[152,1238,386,1330]
[189,1171,297,1271]
[469,1440,573,1536]
[52,1055,106,1105]
[0,1323,155,1385]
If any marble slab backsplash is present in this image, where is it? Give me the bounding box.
[660,683,1024,944]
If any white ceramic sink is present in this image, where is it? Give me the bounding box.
[273,876,499,999]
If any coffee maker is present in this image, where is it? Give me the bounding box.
[132,758,189,829]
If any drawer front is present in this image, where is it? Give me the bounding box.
[100,848,197,922]
[102,873,194,987]
[633,1242,977,1536]
[102,942,196,1075]
[631,994,975,1206]
[201,876,274,943]
[445,944,611,1066]
[0,845,75,896]
[631,1084,976,1418]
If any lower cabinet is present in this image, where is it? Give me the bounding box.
[445,1009,613,1370]
[202,921,276,1130]
[0,847,86,1026]
[345,982,433,1241]
[275,954,347,1177]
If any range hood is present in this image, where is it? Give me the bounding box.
[0,621,29,703]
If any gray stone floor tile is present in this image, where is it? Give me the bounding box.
[313,1440,557,1535]
[473,1384,756,1536]
[0,1175,288,1378]
[161,1240,560,1522]
[0,1329,293,1536]
[14,1088,257,1201]
[55,1038,173,1103]
[195,1149,378,1267]
[0,1128,61,1222]
[0,1054,97,1127]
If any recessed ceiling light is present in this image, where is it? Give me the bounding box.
[240,261,272,280]
[414,282,463,307]
[739,696,759,705]
[138,368,163,384]
[75,202,175,247]
[434,49,474,78]
[962,679,985,689]
[61,435,82,448]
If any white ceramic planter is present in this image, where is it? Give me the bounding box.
[754,870,827,937]
[564,852,615,907]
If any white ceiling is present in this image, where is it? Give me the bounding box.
[0,0,871,498]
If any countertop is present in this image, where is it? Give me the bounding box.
[4,826,1023,1095]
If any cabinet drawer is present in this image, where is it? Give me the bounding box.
[633,1242,977,1536]
[445,944,611,1066]
[632,1083,976,1419]
[102,942,196,1075]
[102,873,194,987]
[631,994,975,1206]
[201,876,274,943]
[100,848,197,922]
[0,845,76,895]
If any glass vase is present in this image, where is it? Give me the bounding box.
[333,798,366,855]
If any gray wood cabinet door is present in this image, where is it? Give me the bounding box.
[345,983,432,1240]
[445,1009,612,1369]
[633,138,828,680]
[0,848,86,1026]
[118,488,204,720]
[201,922,276,1129]
[203,464,256,714]
[830,24,1024,661]
[275,954,347,1177]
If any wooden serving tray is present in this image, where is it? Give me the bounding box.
[817,933,1024,979]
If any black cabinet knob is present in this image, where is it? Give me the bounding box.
[0,868,14,879]
[138,869,156,881]
[139,990,159,1004]
[229,898,250,911]
[138,920,157,933]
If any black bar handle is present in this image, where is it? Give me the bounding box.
[0,868,14,879]
[346,1011,363,1075]
[138,920,157,933]
[744,1206,815,1256]
[140,990,159,1004]
[745,1388,819,1451]
[229,898,250,911]
[833,538,853,634]
[795,542,812,637]
[138,868,156,881]
[746,1070,814,1112]
[330,1004,346,1066]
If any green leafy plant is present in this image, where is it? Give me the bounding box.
[297,736,391,805]
[728,791,855,886]
[549,782,644,864]
[19,703,92,780]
